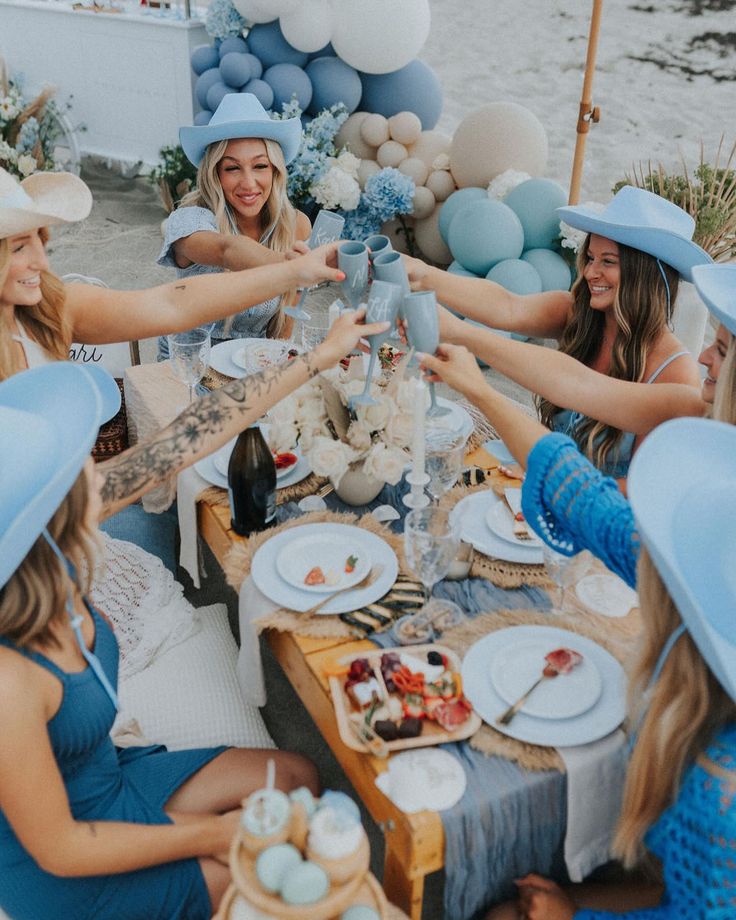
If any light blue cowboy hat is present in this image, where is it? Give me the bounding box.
[84,363,122,423]
[628,417,736,701]
[556,186,712,282]
[0,363,102,588]
[692,263,736,336]
[180,93,302,168]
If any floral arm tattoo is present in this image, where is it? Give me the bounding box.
[98,353,320,513]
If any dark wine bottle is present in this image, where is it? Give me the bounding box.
[227,425,277,536]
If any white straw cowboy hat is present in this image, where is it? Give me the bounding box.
[0,167,92,239]
[180,93,302,168]
[557,186,712,283]
[692,263,736,336]
[0,363,102,589]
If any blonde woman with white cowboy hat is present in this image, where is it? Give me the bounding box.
[0,164,342,381]
[405,187,712,484]
[0,310,390,920]
[157,93,311,357]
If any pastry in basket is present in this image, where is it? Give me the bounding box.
[240,788,292,854]
[306,792,367,885]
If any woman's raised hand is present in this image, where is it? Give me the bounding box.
[291,241,344,288]
[315,307,390,370]
[417,342,487,399]
[403,253,431,291]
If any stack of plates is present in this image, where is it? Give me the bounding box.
[462,625,626,747]
[209,338,292,379]
[450,490,544,564]
[194,426,312,491]
[251,522,399,614]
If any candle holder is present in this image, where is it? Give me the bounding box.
[402,471,430,509]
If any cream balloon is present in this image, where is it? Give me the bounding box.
[336,112,377,161]
[357,159,381,189]
[331,0,431,74]
[360,113,390,148]
[381,217,413,255]
[376,140,408,169]
[425,169,456,202]
[414,204,452,265]
[411,185,436,221]
[399,157,429,187]
[279,1,335,53]
[449,102,548,189]
[388,111,422,146]
[407,130,452,168]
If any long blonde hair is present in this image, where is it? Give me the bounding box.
[0,470,98,648]
[538,237,679,468]
[613,548,736,867]
[179,137,298,337]
[713,334,736,425]
[0,230,71,381]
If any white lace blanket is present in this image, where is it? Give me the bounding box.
[91,534,200,679]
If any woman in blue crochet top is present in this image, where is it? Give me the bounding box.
[417,263,736,918]
[406,187,709,485]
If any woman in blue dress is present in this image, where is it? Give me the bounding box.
[0,309,390,919]
[157,93,311,357]
[417,262,736,917]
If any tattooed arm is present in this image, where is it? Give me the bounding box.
[64,241,343,345]
[98,309,389,518]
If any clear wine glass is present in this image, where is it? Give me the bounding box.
[167,327,211,404]
[403,507,464,633]
[350,280,402,408]
[285,211,345,321]
[425,430,468,502]
[541,542,575,611]
[402,291,451,417]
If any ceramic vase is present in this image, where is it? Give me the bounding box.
[332,460,384,506]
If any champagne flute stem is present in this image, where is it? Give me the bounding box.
[363,347,378,391]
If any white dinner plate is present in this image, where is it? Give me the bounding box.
[450,491,544,564]
[427,398,474,442]
[213,443,302,481]
[575,574,639,619]
[251,522,398,614]
[483,438,515,465]
[489,637,602,720]
[209,338,294,378]
[485,500,542,549]
[275,531,372,593]
[462,625,626,747]
[230,339,292,374]
[194,438,311,491]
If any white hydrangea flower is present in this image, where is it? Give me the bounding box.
[335,149,361,180]
[559,201,606,251]
[487,169,532,201]
[0,140,17,163]
[312,165,361,212]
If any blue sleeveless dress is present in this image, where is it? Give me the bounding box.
[0,605,225,920]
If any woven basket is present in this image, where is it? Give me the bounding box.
[92,379,129,461]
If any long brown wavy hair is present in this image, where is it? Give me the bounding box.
[538,235,679,468]
[613,548,736,866]
[0,229,71,381]
[0,470,99,649]
[179,137,298,338]
[713,333,736,425]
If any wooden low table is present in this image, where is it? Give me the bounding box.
[198,498,443,920]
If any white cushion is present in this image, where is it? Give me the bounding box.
[115,604,274,751]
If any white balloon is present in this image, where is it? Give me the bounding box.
[280,1,335,53]
[332,0,431,75]
[232,0,277,23]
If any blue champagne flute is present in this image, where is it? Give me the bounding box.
[363,233,392,265]
[372,249,409,338]
[284,211,346,321]
[350,280,403,408]
[338,241,369,311]
[403,290,452,417]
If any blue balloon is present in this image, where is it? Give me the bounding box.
[218,36,249,59]
[306,57,361,116]
[306,42,336,62]
[195,68,223,109]
[504,178,567,249]
[438,188,487,245]
[486,258,543,295]
[448,200,524,275]
[193,109,213,126]
[247,21,308,68]
[447,260,478,278]
[521,248,572,292]
[220,51,253,89]
[242,78,274,111]
[359,59,443,130]
[263,63,312,113]
[191,44,219,76]
[242,53,263,80]
[205,81,231,113]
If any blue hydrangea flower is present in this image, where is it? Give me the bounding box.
[205,0,245,41]
[362,168,416,223]
[17,116,39,154]
[340,207,382,239]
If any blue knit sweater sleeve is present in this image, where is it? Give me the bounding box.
[521,434,639,589]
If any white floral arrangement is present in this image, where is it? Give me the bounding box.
[559,200,606,252]
[265,365,418,488]
[487,168,532,201]
[311,150,361,212]
[0,75,75,179]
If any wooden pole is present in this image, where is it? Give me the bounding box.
[568,0,604,205]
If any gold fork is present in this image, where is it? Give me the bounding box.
[303,564,384,616]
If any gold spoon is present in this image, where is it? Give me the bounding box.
[303,565,384,616]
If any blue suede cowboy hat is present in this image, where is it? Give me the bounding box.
[180,93,302,168]
[692,263,736,336]
[628,417,736,701]
[557,186,712,282]
[0,363,102,588]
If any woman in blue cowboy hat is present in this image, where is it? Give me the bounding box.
[405,187,712,483]
[0,309,390,920]
[157,93,311,357]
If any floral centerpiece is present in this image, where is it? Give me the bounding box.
[265,362,417,495]
[0,70,76,178]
